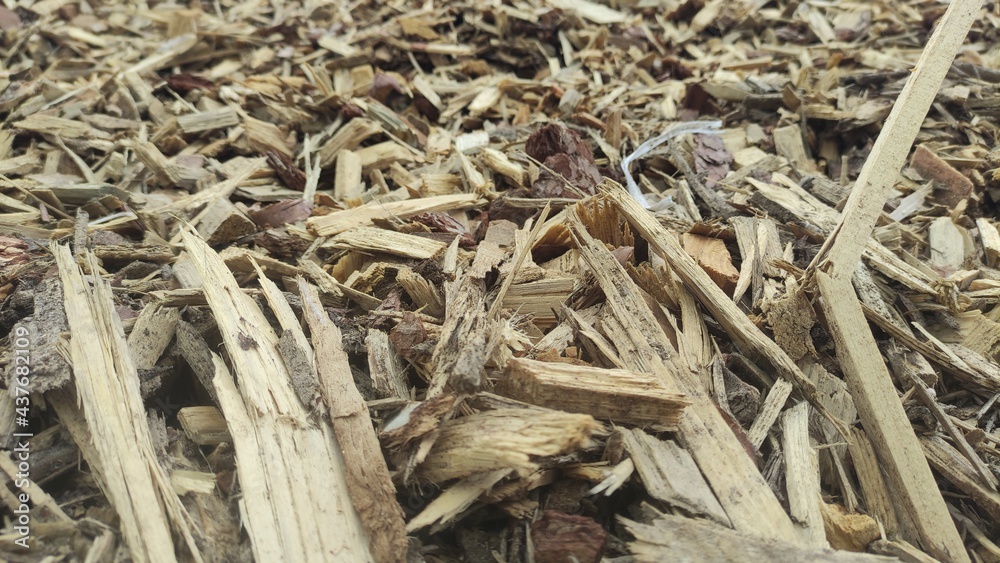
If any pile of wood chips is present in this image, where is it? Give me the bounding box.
[2,0,1000,560]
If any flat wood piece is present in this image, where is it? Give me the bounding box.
[622,514,896,563]
[177,406,231,445]
[298,280,408,563]
[782,403,827,547]
[497,358,690,428]
[815,270,967,562]
[620,429,729,525]
[306,193,481,236]
[127,305,180,370]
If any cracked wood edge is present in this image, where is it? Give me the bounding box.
[602,185,840,431]
[53,244,201,563]
[567,211,801,542]
[180,230,373,562]
[298,279,409,563]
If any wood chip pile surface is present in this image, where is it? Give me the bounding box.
[1,0,1000,560]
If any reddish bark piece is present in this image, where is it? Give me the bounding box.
[389,311,429,360]
[247,199,312,228]
[526,123,595,163]
[165,73,216,93]
[526,123,603,198]
[266,150,307,191]
[411,212,476,249]
[680,233,740,295]
[530,511,606,563]
[694,133,732,187]
[909,145,972,208]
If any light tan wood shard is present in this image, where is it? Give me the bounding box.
[131,138,182,186]
[244,115,293,157]
[622,514,897,563]
[928,216,967,272]
[127,305,179,370]
[406,469,510,533]
[480,147,526,186]
[181,230,373,562]
[497,358,690,428]
[195,198,256,246]
[53,244,202,563]
[298,279,408,563]
[921,435,1000,522]
[416,408,601,483]
[396,267,445,318]
[170,471,217,496]
[545,0,625,23]
[427,271,494,396]
[121,33,198,76]
[908,376,997,489]
[215,248,295,280]
[327,226,447,259]
[772,124,817,173]
[298,258,380,310]
[318,118,383,167]
[849,426,911,538]
[366,329,410,400]
[0,453,70,523]
[500,276,576,329]
[177,107,239,134]
[618,428,729,524]
[307,193,481,236]
[334,149,364,200]
[976,218,1000,267]
[746,378,792,450]
[153,157,265,216]
[730,216,784,304]
[871,539,945,563]
[356,140,418,171]
[782,402,827,547]
[177,406,231,445]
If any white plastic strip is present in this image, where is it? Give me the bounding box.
[621,120,723,208]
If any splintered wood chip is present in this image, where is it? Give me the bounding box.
[416,409,601,483]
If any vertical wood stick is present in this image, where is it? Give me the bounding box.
[800,1,982,561]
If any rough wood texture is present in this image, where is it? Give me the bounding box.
[808,0,984,278]
[497,358,690,428]
[181,231,372,562]
[54,245,202,563]
[623,513,896,563]
[569,211,801,542]
[298,279,408,563]
[3,0,1000,560]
